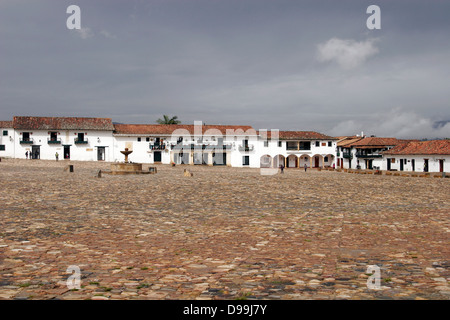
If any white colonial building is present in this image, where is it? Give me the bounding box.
[336,136,403,170]
[0,121,14,159]
[112,121,260,167]
[382,139,450,173]
[1,116,337,169]
[257,130,338,169]
[10,116,116,162]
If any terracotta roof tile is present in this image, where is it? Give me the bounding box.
[259,131,337,140]
[0,121,13,128]
[337,136,365,147]
[113,124,256,136]
[348,137,400,148]
[383,140,450,155]
[13,116,115,131]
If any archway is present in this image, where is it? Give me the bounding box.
[299,155,311,168]
[273,155,285,168]
[287,154,298,168]
[260,154,272,168]
[312,155,323,168]
[323,154,334,168]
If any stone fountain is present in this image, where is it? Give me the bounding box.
[106,148,154,175]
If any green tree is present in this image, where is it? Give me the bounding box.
[156,115,181,124]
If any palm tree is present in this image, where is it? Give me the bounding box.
[156,115,181,124]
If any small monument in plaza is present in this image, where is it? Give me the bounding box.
[106,148,154,175]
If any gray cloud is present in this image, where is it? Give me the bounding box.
[0,0,449,138]
[317,37,379,69]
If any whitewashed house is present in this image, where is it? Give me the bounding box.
[257,131,338,169]
[336,136,364,169]
[2,116,339,169]
[382,139,450,173]
[0,121,15,158]
[337,136,403,170]
[12,116,116,161]
[112,121,259,167]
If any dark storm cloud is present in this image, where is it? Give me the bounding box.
[0,0,449,138]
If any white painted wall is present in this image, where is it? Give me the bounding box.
[256,139,337,168]
[13,129,115,162]
[385,155,449,173]
[0,126,15,158]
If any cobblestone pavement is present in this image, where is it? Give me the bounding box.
[0,159,449,300]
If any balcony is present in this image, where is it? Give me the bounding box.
[150,144,166,151]
[356,152,382,158]
[171,143,232,151]
[343,152,352,159]
[48,138,62,144]
[20,139,33,144]
[238,144,254,152]
[74,137,88,144]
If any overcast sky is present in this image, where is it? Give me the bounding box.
[1,0,449,138]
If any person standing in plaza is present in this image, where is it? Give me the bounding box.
[304,163,307,172]
[55,152,59,161]
[25,151,28,159]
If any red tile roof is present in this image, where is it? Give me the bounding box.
[13,116,115,131]
[259,131,337,140]
[0,121,13,128]
[337,136,365,147]
[348,137,400,148]
[383,140,450,155]
[114,124,256,135]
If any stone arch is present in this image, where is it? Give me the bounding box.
[312,154,324,168]
[287,154,298,168]
[260,154,272,168]
[299,154,311,168]
[273,154,285,168]
[323,154,334,167]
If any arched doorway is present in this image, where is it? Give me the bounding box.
[287,154,298,168]
[273,155,285,168]
[324,154,334,168]
[299,155,310,168]
[312,155,323,168]
[260,154,272,168]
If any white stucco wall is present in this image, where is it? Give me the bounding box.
[0,126,15,158]
[13,129,115,162]
[385,155,449,173]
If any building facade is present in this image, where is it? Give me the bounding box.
[383,140,450,173]
[0,116,337,169]
[0,121,14,158]
[11,116,116,162]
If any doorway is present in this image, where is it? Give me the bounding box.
[439,159,444,172]
[154,151,162,163]
[400,159,404,171]
[64,145,71,159]
[314,157,320,168]
[424,159,429,172]
[97,147,105,161]
[31,145,40,159]
[412,159,415,171]
[213,152,226,166]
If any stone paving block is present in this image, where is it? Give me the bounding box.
[0,159,449,300]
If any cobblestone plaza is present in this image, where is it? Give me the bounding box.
[0,159,448,300]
